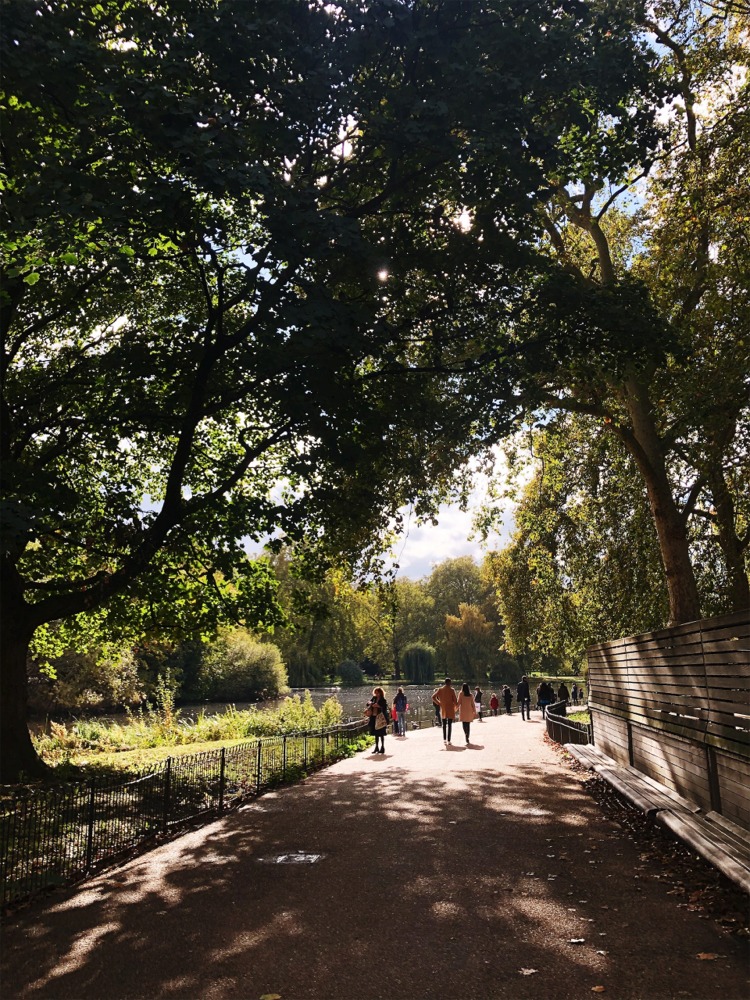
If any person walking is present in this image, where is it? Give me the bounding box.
[571,682,578,706]
[432,678,459,745]
[394,686,408,736]
[489,692,499,717]
[458,683,477,744]
[474,686,483,721]
[516,676,531,720]
[557,681,570,704]
[537,680,553,719]
[367,687,389,754]
[502,684,513,715]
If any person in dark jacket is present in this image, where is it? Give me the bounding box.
[394,687,408,736]
[537,681,553,719]
[516,676,531,720]
[473,686,483,721]
[557,681,570,704]
[502,685,513,715]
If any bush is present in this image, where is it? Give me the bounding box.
[337,660,365,686]
[27,646,145,714]
[401,643,436,684]
[197,629,288,701]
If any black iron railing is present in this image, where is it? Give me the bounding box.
[0,720,368,908]
[545,701,592,746]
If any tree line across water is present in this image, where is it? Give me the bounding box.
[2,1,748,781]
[28,555,547,717]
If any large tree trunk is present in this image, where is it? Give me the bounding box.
[624,380,701,625]
[0,561,48,783]
[708,467,750,612]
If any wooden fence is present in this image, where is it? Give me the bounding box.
[587,610,750,829]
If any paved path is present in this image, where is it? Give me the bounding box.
[2,715,748,1000]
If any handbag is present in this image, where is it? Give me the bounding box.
[375,711,387,730]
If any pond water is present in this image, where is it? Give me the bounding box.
[33,684,446,732]
[187,684,444,728]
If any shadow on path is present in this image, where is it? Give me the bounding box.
[2,720,748,1000]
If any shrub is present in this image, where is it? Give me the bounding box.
[197,630,288,701]
[337,660,365,687]
[27,646,145,714]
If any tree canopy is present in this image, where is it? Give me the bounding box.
[1,0,708,780]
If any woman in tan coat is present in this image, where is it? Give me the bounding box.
[432,678,459,744]
[457,683,478,744]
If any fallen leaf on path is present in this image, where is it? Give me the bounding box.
[696,953,721,960]
[569,938,586,945]
[260,994,282,999]
[519,968,538,976]
[591,987,606,993]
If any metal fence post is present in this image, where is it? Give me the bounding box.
[85,781,96,870]
[163,757,172,832]
[282,735,287,781]
[219,747,226,811]
[320,728,324,762]
[256,740,262,794]
[303,733,308,770]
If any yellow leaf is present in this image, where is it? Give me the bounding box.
[592,988,606,993]
[696,953,720,961]
[260,995,282,999]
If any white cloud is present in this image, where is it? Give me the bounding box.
[392,502,514,580]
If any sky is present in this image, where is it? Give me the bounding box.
[389,499,514,580]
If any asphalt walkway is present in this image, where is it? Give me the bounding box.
[2,714,748,1000]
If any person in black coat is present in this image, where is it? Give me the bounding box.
[502,685,513,715]
[516,676,531,721]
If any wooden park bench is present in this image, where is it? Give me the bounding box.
[565,742,750,894]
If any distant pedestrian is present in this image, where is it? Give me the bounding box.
[571,683,578,705]
[502,685,513,715]
[489,693,499,717]
[474,686,483,721]
[394,686,408,736]
[557,681,570,704]
[516,676,531,720]
[537,680,554,719]
[367,687,389,754]
[432,678,459,745]
[458,683,477,744]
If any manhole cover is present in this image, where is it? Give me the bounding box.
[260,852,323,864]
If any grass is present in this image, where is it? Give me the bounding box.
[32,691,345,778]
[567,710,591,725]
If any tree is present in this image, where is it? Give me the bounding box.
[1,1,461,779]
[444,603,497,682]
[400,642,436,684]
[485,416,669,666]
[1,0,672,780]
[353,579,435,679]
[493,0,750,622]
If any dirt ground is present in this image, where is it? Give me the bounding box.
[2,714,748,1000]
